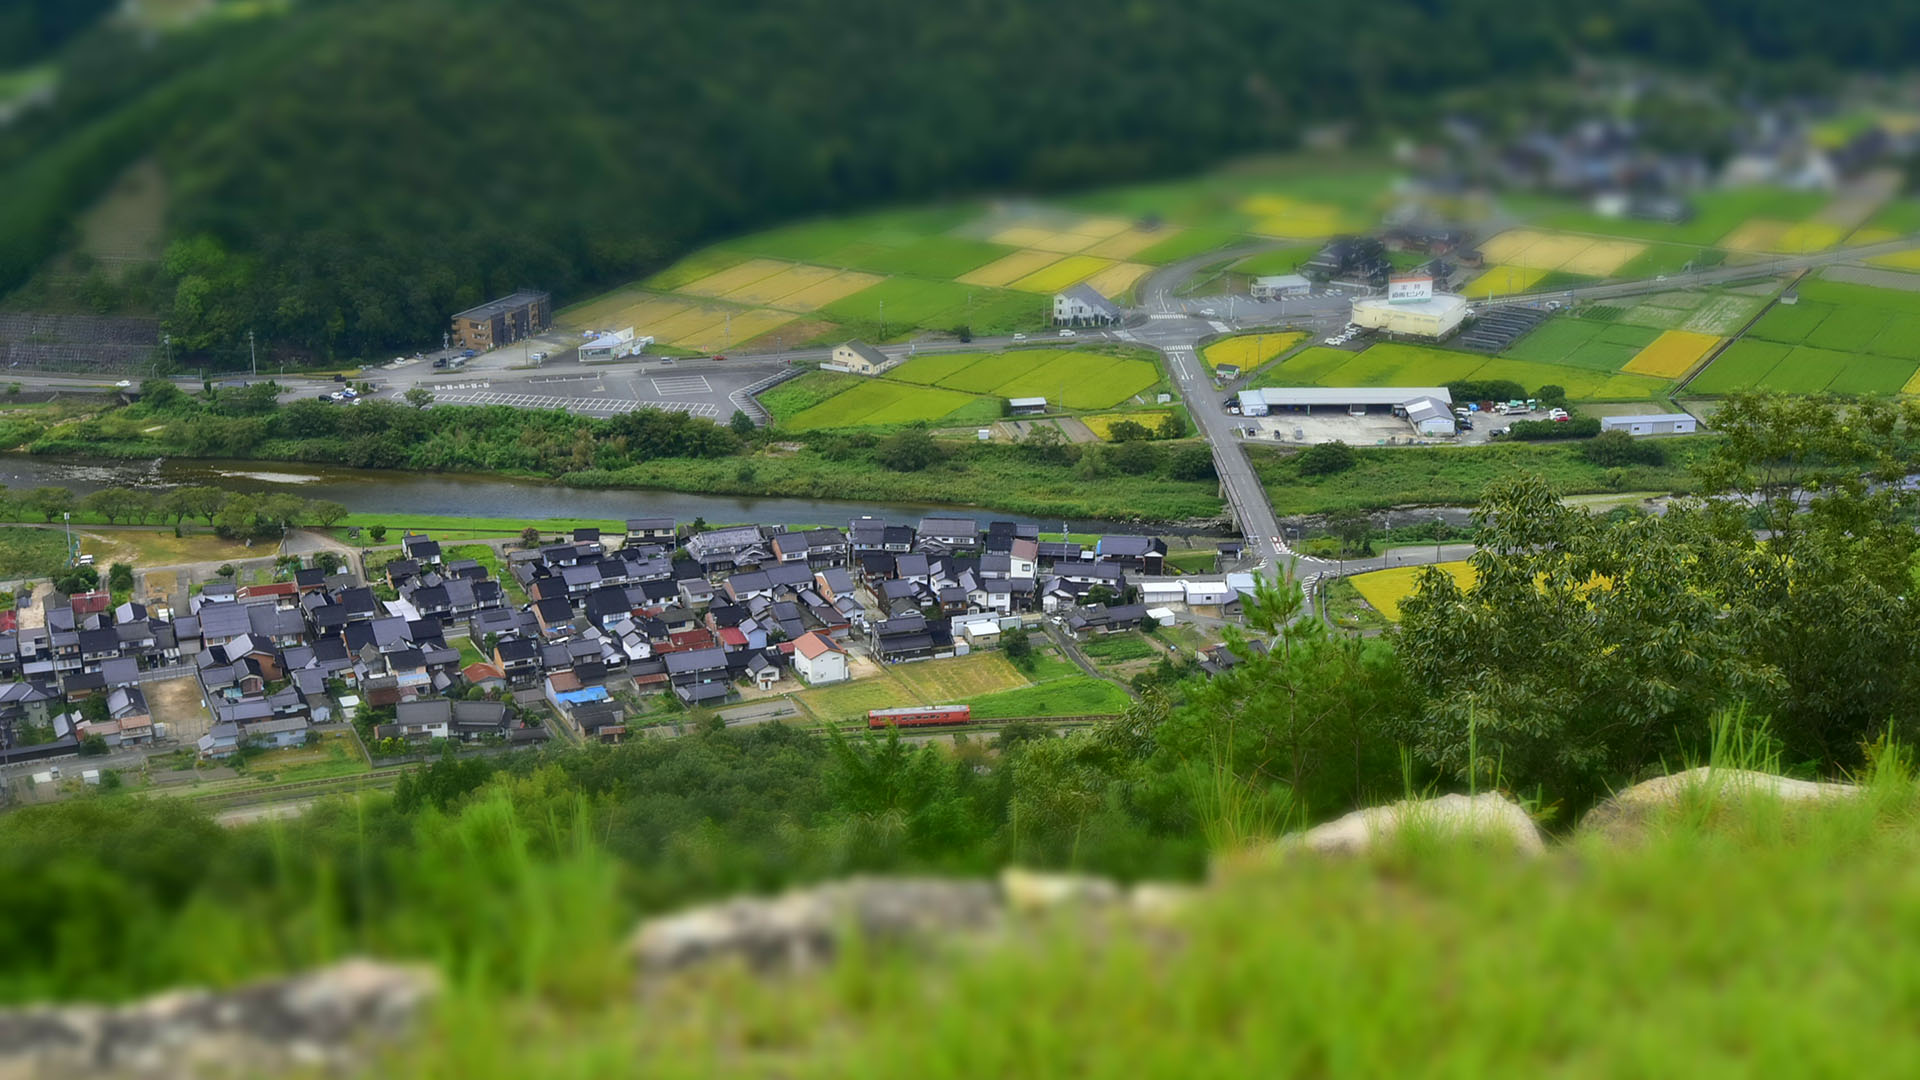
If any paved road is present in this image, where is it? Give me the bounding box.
[1479,233,1920,309]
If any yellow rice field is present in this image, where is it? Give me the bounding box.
[1084,228,1177,260]
[958,249,1064,287]
[1623,330,1720,378]
[719,263,844,305]
[1463,264,1549,298]
[1477,229,1645,275]
[1082,411,1170,439]
[1721,219,1845,255]
[1010,255,1113,293]
[1349,562,1478,622]
[676,258,793,297]
[1200,331,1306,371]
[768,269,887,311]
[1081,261,1151,298]
[673,308,794,351]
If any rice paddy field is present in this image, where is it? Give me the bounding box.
[888,348,1162,410]
[1256,342,1669,401]
[776,346,1163,430]
[1082,411,1170,439]
[1349,561,1478,621]
[781,378,991,431]
[1201,331,1306,372]
[1622,330,1722,378]
[556,157,1422,348]
[1689,276,1920,396]
[1575,290,1768,335]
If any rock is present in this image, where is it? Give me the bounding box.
[1269,792,1546,858]
[631,870,1190,980]
[999,868,1122,914]
[1582,767,1862,840]
[631,877,1001,978]
[0,958,438,1080]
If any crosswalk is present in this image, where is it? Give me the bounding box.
[432,390,719,417]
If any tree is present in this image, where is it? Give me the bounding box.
[1107,439,1160,475]
[1169,444,1216,481]
[520,526,541,548]
[368,525,387,543]
[311,501,350,528]
[1085,584,1119,607]
[54,565,98,595]
[176,486,227,526]
[1397,472,1775,810]
[1325,508,1373,556]
[876,427,940,472]
[1156,412,1188,440]
[140,379,186,410]
[78,735,109,757]
[729,409,755,435]
[1002,626,1034,670]
[107,562,134,593]
[1154,575,1414,824]
[1536,384,1569,409]
[402,387,435,409]
[313,551,342,574]
[1579,428,1665,467]
[1294,440,1355,477]
[1106,419,1153,442]
[1019,424,1072,465]
[28,487,71,523]
[80,487,133,525]
[215,563,237,579]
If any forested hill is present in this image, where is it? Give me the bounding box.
[5,0,1920,358]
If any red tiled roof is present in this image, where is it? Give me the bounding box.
[462,662,503,683]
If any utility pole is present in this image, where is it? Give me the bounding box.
[879,299,886,341]
[62,511,74,566]
[247,330,257,379]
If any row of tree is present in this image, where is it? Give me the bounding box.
[5,483,348,540]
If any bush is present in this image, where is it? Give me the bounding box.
[1579,428,1667,466]
[1446,379,1527,404]
[1294,440,1356,476]
[1108,440,1160,475]
[1509,417,1600,441]
[1169,444,1216,481]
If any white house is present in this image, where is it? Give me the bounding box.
[792,631,848,685]
[830,340,888,375]
[1052,284,1120,327]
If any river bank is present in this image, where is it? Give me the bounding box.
[0,455,1228,538]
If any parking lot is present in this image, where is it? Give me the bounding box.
[392,357,789,421]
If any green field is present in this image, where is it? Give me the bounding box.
[1689,338,1917,396]
[1232,245,1319,276]
[1257,342,1668,400]
[887,348,1162,410]
[1503,318,1661,372]
[759,370,863,419]
[840,235,1013,278]
[1697,276,1920,395]
[1520,187,1833,246]
[963,675,1131,719]
[783,378,987,430]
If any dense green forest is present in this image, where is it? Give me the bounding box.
[6,0,1920,359]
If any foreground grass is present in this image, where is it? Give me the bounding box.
[382,776,1920,1077]
[1251,436,1711,515]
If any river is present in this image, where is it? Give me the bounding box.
[0,455,1205,536]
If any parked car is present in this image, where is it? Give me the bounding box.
[1011,333,1028,342]
[530,351,547,362]
[114,379,131,388]
[333,374,348,382]
[1548,407,1569,420]
[1457,417,1474,431]
[711,354,728,362]
[316,393,335,402]
[1200,308,1218,317]
[1058,329,1076,338]
[460,348,477,358]
[432,358,448,368]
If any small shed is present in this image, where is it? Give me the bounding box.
[1008,396,1048,416]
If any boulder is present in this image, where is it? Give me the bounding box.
[1582,767,1862,840]
[0,958,438,1080]
[1269,792,1546,858]
[630,877,1000,977]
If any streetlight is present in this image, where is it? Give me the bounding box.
[62,511,73,566]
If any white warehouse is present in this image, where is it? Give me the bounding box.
[1350,293,1469,339]
[1600,413,1698,436]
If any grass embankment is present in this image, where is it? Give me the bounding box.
[571,444,1225,522]
[380,774,1920,1076]
[1250,436,1712,515]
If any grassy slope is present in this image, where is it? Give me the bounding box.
[384,779,1920,1077]
[1251,437,1710,514]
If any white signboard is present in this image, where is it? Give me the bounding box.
[1388,275,1433,304]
